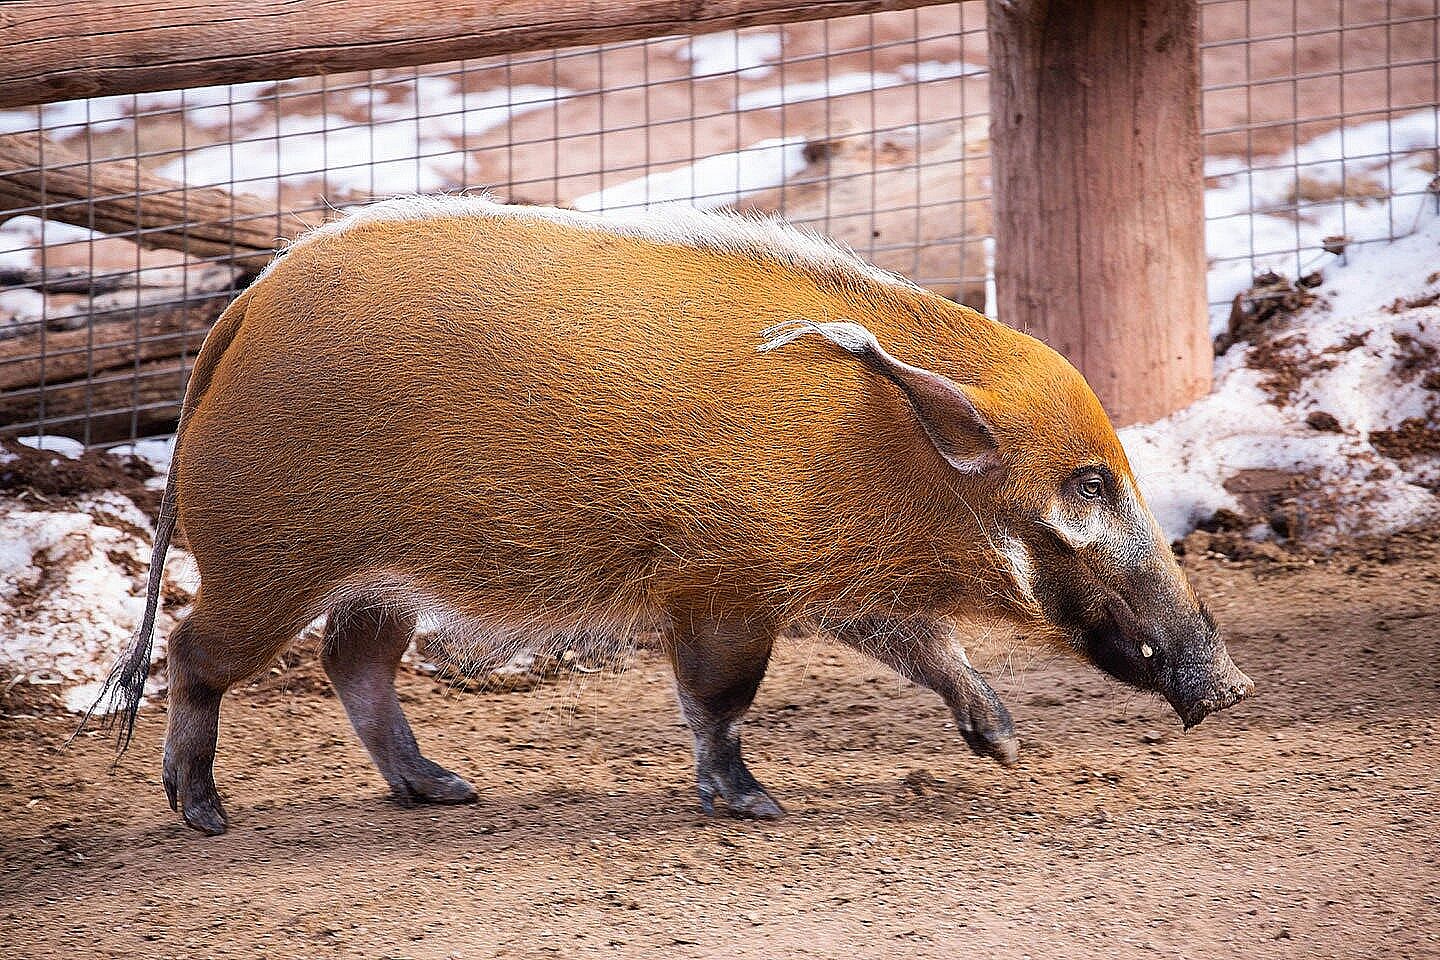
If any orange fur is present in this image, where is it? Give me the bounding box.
[169,204,1138,667]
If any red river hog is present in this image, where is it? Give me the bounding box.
[87,196,1253,835]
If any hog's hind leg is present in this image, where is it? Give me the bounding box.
[322,601,477,806]
[163,599,300,836]
[669,615,783,820]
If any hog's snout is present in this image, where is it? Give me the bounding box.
[1165,654,1255,730]
[1079,596,1256,730]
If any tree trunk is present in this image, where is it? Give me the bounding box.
[986,0,1209,425]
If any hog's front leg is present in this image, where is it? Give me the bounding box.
[827,616,1019,766]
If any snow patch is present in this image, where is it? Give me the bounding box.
[109,437,176,492]
[898,61,987,82]
[736,73,905,111]
[0,491,197,707]
[0,288,46,327]
[730,60,989,112]
[158,83,572,199]
[679,32,782,79]
[133,82,275,128]
[0,97,132,136]
[109,437,176,476]
[0,83,278,137]
[1205,109,1438,333]
[17,434,86,459]
[1,215,108,272]
[1123,213,1440,542]
[571,137,809,212]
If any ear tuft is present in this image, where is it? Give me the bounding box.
[759,318,1000,474]
[758,319,879,356]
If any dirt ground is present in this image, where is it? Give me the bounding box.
[2,530,1438,959]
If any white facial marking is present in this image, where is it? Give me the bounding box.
[1141,643,1154,658]
[998,534,1036,603]
[1046,478,1152,564]
[1045,500,1107,549]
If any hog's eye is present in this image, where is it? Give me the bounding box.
[1077,473,1105,500]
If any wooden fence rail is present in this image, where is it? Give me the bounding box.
[0,133,281,265]
[0,0,938,110]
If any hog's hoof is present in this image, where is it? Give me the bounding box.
[698,784,785,820]
[182,800,230,836]
[388,765,479,807]
[173,789,229,836]
[164,772,230,835]
[960,727,1021,767]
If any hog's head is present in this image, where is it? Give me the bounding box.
[760,318,1254,729]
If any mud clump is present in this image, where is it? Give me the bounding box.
[0,439,160,518]
[1243,327,1377,405]
[1217,271,1320,356]
[1305,411,1343,432]
[1386,290,1440,313]
[1218,272,1366,404]
[1175,469,1342,563]
[1225,467,1333,541]
[1212,271,1405,405]
[1245,334,1310,402]
[1196,508,1250,533]
[1365,331,1440,479]
[1175,527,1301,566]
[1369,418,1440,462]
[1390,330,1439,381]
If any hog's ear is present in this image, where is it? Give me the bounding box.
[759,319,1000,473]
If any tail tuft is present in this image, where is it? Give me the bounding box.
[75,631,155,756]
[71,482,180,758]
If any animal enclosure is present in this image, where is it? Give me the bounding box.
[0,0,1437,444]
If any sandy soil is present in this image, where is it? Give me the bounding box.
[2,530,1437,959]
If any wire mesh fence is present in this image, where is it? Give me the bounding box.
[1200,0,1440,321]
[0,0,1436,446]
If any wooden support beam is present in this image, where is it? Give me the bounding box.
[0,0,939,109]
[0,357,191,442]
[986,0,1210,425]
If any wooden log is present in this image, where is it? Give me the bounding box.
[0,0,940,109]
[986,0,1210,425]
[0,265,134,295]
[0,132,281,267]
[0,357,190,442]
[0,284,236,392]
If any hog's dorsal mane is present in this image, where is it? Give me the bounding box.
[260,194,918,296]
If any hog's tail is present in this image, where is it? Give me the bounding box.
[75,287,254,757]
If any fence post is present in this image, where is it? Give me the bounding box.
[986,0,1210,425]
